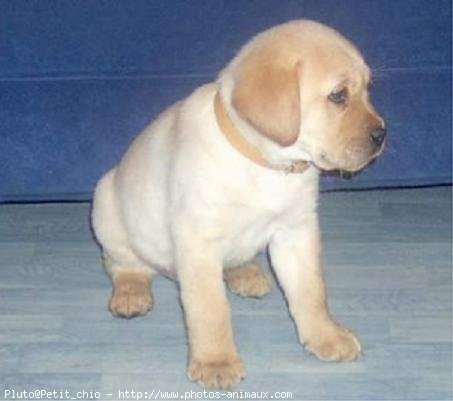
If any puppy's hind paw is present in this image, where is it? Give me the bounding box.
[109,290,153,318]
[109,272,153,318]
[225,262,271,298]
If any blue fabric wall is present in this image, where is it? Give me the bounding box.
[0,0,451,201]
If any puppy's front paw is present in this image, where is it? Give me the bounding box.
[188,356,246,389]
[305,323,361,361]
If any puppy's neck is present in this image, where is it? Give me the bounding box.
[214,91,309,174]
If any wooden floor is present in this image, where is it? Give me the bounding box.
[0,187,451,400]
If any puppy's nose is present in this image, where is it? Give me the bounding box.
[370,127,386,147]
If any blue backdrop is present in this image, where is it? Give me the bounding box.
[0,0,451,201]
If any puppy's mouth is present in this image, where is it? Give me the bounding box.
[314,142,385,174]
[311,152,339,171]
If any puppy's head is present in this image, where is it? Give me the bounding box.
[221,20,385,173]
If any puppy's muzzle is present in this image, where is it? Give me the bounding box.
[341,122,386,172]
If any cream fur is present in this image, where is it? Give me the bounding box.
[92,20,384,389]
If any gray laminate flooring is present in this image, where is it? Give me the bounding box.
[0,187,451,400]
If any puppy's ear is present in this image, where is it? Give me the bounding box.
[232,52,301,147]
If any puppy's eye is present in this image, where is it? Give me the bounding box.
[328,88,348,105]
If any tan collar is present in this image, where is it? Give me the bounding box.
[214,91,309,174]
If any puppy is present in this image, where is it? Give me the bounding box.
[92,20,385,388]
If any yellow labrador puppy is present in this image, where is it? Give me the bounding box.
[92,20,385,388]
